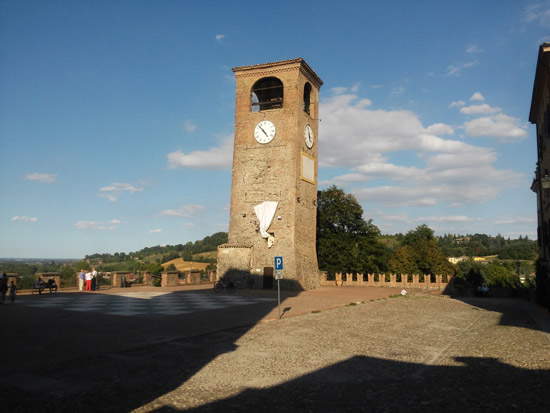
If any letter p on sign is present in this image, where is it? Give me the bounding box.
[274,256,283,270]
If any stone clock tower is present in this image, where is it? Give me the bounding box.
[217,58,323,290]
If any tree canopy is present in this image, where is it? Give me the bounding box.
[388,225,455,275]
[316,186,389,274]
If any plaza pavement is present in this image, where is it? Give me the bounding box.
[1,285,549,412]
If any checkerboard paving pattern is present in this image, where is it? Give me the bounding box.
[19,291,276,316]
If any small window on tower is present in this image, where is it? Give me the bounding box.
[303,82,311,114]
[251,77,283,112]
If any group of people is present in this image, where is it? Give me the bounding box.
[78,269,99,291]
[33,277,58,294]
[0,272,16,303]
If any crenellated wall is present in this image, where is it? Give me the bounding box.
[320,272,452,290]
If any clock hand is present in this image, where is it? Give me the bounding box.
[259,125,268,137]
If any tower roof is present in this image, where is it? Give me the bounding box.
[232,58,323,87]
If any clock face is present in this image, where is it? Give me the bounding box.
[254,120,276,144]
[304,124,314,149]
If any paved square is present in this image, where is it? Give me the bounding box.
[18,291,276,316]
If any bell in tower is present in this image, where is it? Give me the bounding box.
[217,58,323,290]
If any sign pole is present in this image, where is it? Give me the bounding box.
[277,278,281,319]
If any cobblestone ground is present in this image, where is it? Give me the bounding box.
[2,292,549,412]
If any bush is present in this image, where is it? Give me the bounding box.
[483,263,521,289]
[455,260,522,290]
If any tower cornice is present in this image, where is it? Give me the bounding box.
[232,58,323,88]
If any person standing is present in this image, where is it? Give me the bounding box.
[8,281,16,303]
[85,271,92,291]
[0,273,7,303]
[78,270,85,291]
[91,268,98,291]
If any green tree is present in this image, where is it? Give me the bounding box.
[388,245,417,274]
[402,224,434,246]
[316,186,388,273]
[389,225,454,275]
[146,262,164,275]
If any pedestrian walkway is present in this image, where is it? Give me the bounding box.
[18,291,276,316]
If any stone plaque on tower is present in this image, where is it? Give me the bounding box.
[217,58,323,290]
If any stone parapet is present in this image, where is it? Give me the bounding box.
[161,272,179,287]
[320,272,453,291]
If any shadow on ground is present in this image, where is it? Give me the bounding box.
[1,278,301,412]
[442,289,549,335]
[167,355,549,412]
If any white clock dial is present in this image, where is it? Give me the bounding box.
[254,120,276,144]
[304,124,314,149]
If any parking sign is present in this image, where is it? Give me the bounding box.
[274,256,283,270]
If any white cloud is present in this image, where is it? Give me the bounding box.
[425,123,454,135]
[445,61,478,77]
[466,45,483,54]
[469,92,485,101]
[354,179,518,207]
[370,84,384,89]
[160,204,204,217]
[98,182,144,202]
[449,100,465,108]
[167,135,233,169]
[356,163,424,180]
[318,93,523,207]
[495,217,537,225]
[215,34,225,41]
[11,216,38,223]
[524,3,550,26]
[464,113,528,141]
[460,103,501,115]
[75,219,121,230]
[331,83,360,95]
[149,228,162,233]
[24,173,56,184]
[319,94,480,168]
[183,120,198,133]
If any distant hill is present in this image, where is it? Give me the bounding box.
[192,251,217,261]
[436,233,537,260]
[85,232,228,265]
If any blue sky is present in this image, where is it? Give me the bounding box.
[1,0,548,258]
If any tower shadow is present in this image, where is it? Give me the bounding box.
[1,277,302,412]
[172,355,550,412]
